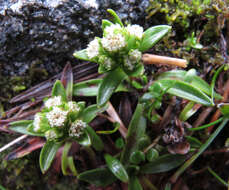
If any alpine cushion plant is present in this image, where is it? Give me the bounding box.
[74,9,171,107]
[9,79,105,174]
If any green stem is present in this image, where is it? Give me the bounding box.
[141,177,158,190]
[188,117,223,131]
[210,65,224,103]
[170,119,228,183]
[207,167,228,187]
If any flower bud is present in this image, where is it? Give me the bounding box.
[69,120,87,138]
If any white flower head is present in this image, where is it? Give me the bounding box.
[126,24,144,39]
[68,101,80,112]
[46,107,68,127]
[45,96,62,109]
[69,119,87,138]
[86,38,100,59]
[33,113,42,132]
[101,33,126,52]
[129,49,142,62]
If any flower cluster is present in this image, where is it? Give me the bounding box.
[31,96,86,141]
[85,22,144,72]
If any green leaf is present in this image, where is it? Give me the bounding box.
[79,167,116,187]
[81,104,108,123]
[85,126,104,151]
[61,142,77,176]
[9,121,45,136]
[52,80,67,102]
[139,25,171,52]
[140,154,186,174]
[105,154,129,183]
[157,70,222,99]
[73,49,90,61]
[107,9,124,27]
[73,79,101,97]
[26,124,46,136]
[179,102,197,121]
[128,176,143,190]
[61,142,71,175]
[77,130,91,146]
[73,78,128,97]
[39,141,61,173]
[121,104,146,165]
[156,79,214,106]
[186,136,202,148]
[218,103,229,117]
[97,67,127,107]
[102,19,113,30]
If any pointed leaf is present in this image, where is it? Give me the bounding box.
[73,79,128,97]
[39,141,61,173]
[156,79,214,106]
[107,9,124,27]
[73,49,90,61]
[102,19,113,30]
[52,80,67,102]
[140,154,186,174]
[157,70,222,99]
[9,121,45,136]
[128,176,143,190]
[77,130,91,146]
[81,104,108,123]
[61,142,77,176]
[139,25,171,52]
[85,126,104,151]
[121,104,146,165]
[105,154,129,183]
[61,63,73,101]
[78,167,116,187]
[97,67,127,107]
[218,103,229,117]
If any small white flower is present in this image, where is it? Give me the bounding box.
[46,107,68,127]
[45,96,62,109]
[126,25,144,39]
[101,33,126,52]
[33,113,42,132]
[86,38,100,59]
[69,120,87,138]
[129,49,142,62]
[68,101,80,112]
